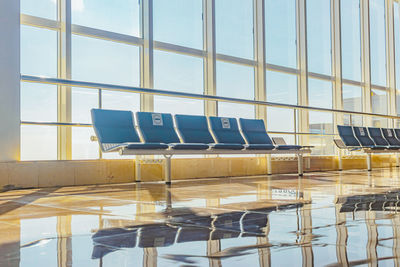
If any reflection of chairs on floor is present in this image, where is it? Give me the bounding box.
[177,226,212,243]
[92,227,138,259]
[211,212,243,240]
[91,203,303,258]
[138,224,178,248]
[241,211,269,237]
[338,190,400,213]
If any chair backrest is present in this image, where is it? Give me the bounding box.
[91,109,141,148]
[367,127,389,146]
[383,128,400,146]
[337,125,360,147]
[353,127,375,146]
[174,114,215,144]
[239,118,273,145]
[395,129,400,141]
[208,117,246,144]
[136,112,180,144]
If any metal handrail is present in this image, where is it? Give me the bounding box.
[21,74,400,120]
[20,121,338,136]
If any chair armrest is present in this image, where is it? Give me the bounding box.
[333,139,346,149]
[272,137,287,145]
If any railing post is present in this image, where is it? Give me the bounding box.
[298,153,304,176]
[164,155,172,185]
[135,156,141,182]
[266,154,272,175]
[366,153,372,171]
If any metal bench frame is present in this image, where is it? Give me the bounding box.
[117,147,311,184]
[334,139,400,171]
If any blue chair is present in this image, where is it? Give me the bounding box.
[136,112,209,150]
[239,118,302,150]
[382,128,400,147]
[175,114,245,150]
[208,117,246,150]
[337,125,361,148]
[91,109,168,152]
[353,127,386,149]
[174,114,215,144]
[368,127,397,149]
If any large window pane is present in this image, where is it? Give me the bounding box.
[216,62,254,100]
[21,0,57,20]
[308,78,332,109]
[371,89,387,115]
[265,0,297,68]
[397,90,400,116]
[343,114,363,127]
[154,0,203,49]
[72,127,99,160]
[21,125,57,161]
[21,26,57,78]
[218,103,254,119]
[342,84,362,112]
[370,0,387,86]
[72,88,99,124]
[266,71,297,105]
[21,83,57,123]
[308,112,334,155]
[72,0,140,37]
[72,35,140,86]
[343,84,362,127]
[102,91,140,113]
[154,51,203,94]
[154,97,204,115]
[307,0,332,75]
[309,111,333,134]
[154,51,204,114]
[267,107,295,133]
[372,117,388,128]
[216,0,254,59]
[309,135,335,155]
[341,0,362,81]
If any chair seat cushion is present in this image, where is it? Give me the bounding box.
[276,145,302,150]
[125,143,169,150]
[211,143,245,150]
[170,143,210,150]
[245,144,275,150]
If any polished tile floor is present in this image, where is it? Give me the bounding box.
[2,168,400,266]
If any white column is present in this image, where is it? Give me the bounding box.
[141,0,154,112]
[0,0,20,161]
[203,0,217,117]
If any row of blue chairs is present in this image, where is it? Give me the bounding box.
[336,125,400,171]
[92,109,304,152]
[337,126,400,150]
[91,109,312,182]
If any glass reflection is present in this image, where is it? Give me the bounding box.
[5,172,400,266]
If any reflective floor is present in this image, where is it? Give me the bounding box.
[3,169,400,266]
